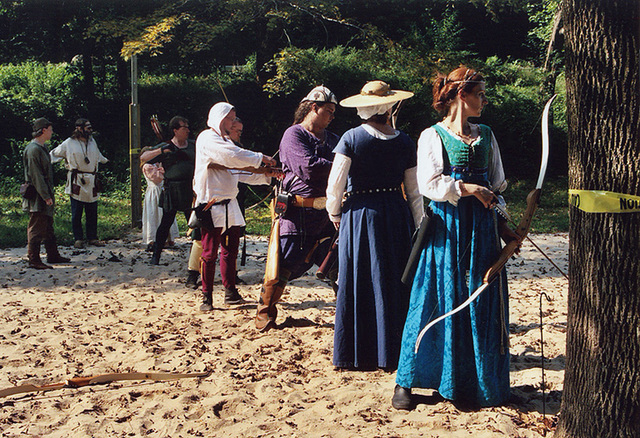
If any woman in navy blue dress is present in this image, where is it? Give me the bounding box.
[326,81,424,370]
[393,66,519,409]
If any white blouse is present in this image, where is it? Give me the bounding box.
[416,122,507,206]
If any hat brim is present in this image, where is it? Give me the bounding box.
[339,90,414,108]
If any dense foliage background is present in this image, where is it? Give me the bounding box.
[0,0,565,182]
[0,0,567,247]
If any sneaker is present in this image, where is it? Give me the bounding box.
[224,288,245,305]
[74,240,85,249]
[87,239,105,247]
[200,293,213,312]
[199,302,213,312]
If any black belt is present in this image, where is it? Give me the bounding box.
[450,166,488,175]
[344,187,402,199]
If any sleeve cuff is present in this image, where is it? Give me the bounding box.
[454,180,464,198]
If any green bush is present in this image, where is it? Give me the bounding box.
[0,61,83,121]
[0,62,84,180]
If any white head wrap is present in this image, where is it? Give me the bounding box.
[207,102,234,134]
[356,102,395,120]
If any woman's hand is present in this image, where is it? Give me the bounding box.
[461,183,498,209]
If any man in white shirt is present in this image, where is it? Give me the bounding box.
[50,118,108,248]
[193,102,282,311]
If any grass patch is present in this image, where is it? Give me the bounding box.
[243,185,274,236]
[245,205,273,236]
[503,176,569,233]
[0,186,133,248]
[0,177,569,248]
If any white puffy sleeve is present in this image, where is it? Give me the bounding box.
[49,140,68,164]
[325,153,351,222]
[416,127,463,205]
[487,130,507,193]
[403,166,424,227]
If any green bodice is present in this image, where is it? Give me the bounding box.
[433,123,492,169]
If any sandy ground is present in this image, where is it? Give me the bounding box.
[0,232,568,437]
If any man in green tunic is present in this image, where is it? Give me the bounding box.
[22,118,70,269]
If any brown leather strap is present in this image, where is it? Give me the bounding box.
[291,196,326,210]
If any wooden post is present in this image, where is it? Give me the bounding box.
[129,55,142,228]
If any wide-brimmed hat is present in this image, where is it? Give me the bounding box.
[340,80,413,108]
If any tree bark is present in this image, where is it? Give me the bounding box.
[556,1,640,437]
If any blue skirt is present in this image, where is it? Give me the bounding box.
[333,191,413,370]
[395,178,510,406]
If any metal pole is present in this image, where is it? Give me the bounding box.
[129,55,142,228]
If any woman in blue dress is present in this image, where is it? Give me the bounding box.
[393,66,519,408]
[326,81,424,370]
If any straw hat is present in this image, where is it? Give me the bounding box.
[340,80,414,108]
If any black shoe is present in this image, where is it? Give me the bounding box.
[392,385,414,410]
[150,255,160,265]
[224,288,245,305]
[186,270,200,288]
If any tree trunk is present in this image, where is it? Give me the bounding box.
[556,1,640,437]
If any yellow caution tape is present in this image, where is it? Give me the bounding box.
[568,189,640,213]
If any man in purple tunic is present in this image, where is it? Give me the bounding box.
[255,86,340,331]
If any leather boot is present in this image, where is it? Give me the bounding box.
[28,242,52,270]
[44,239,70,264]
[185,270,200,289]
[150,243,161,265]
[255,279,287,332]
[199,257,216,312]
